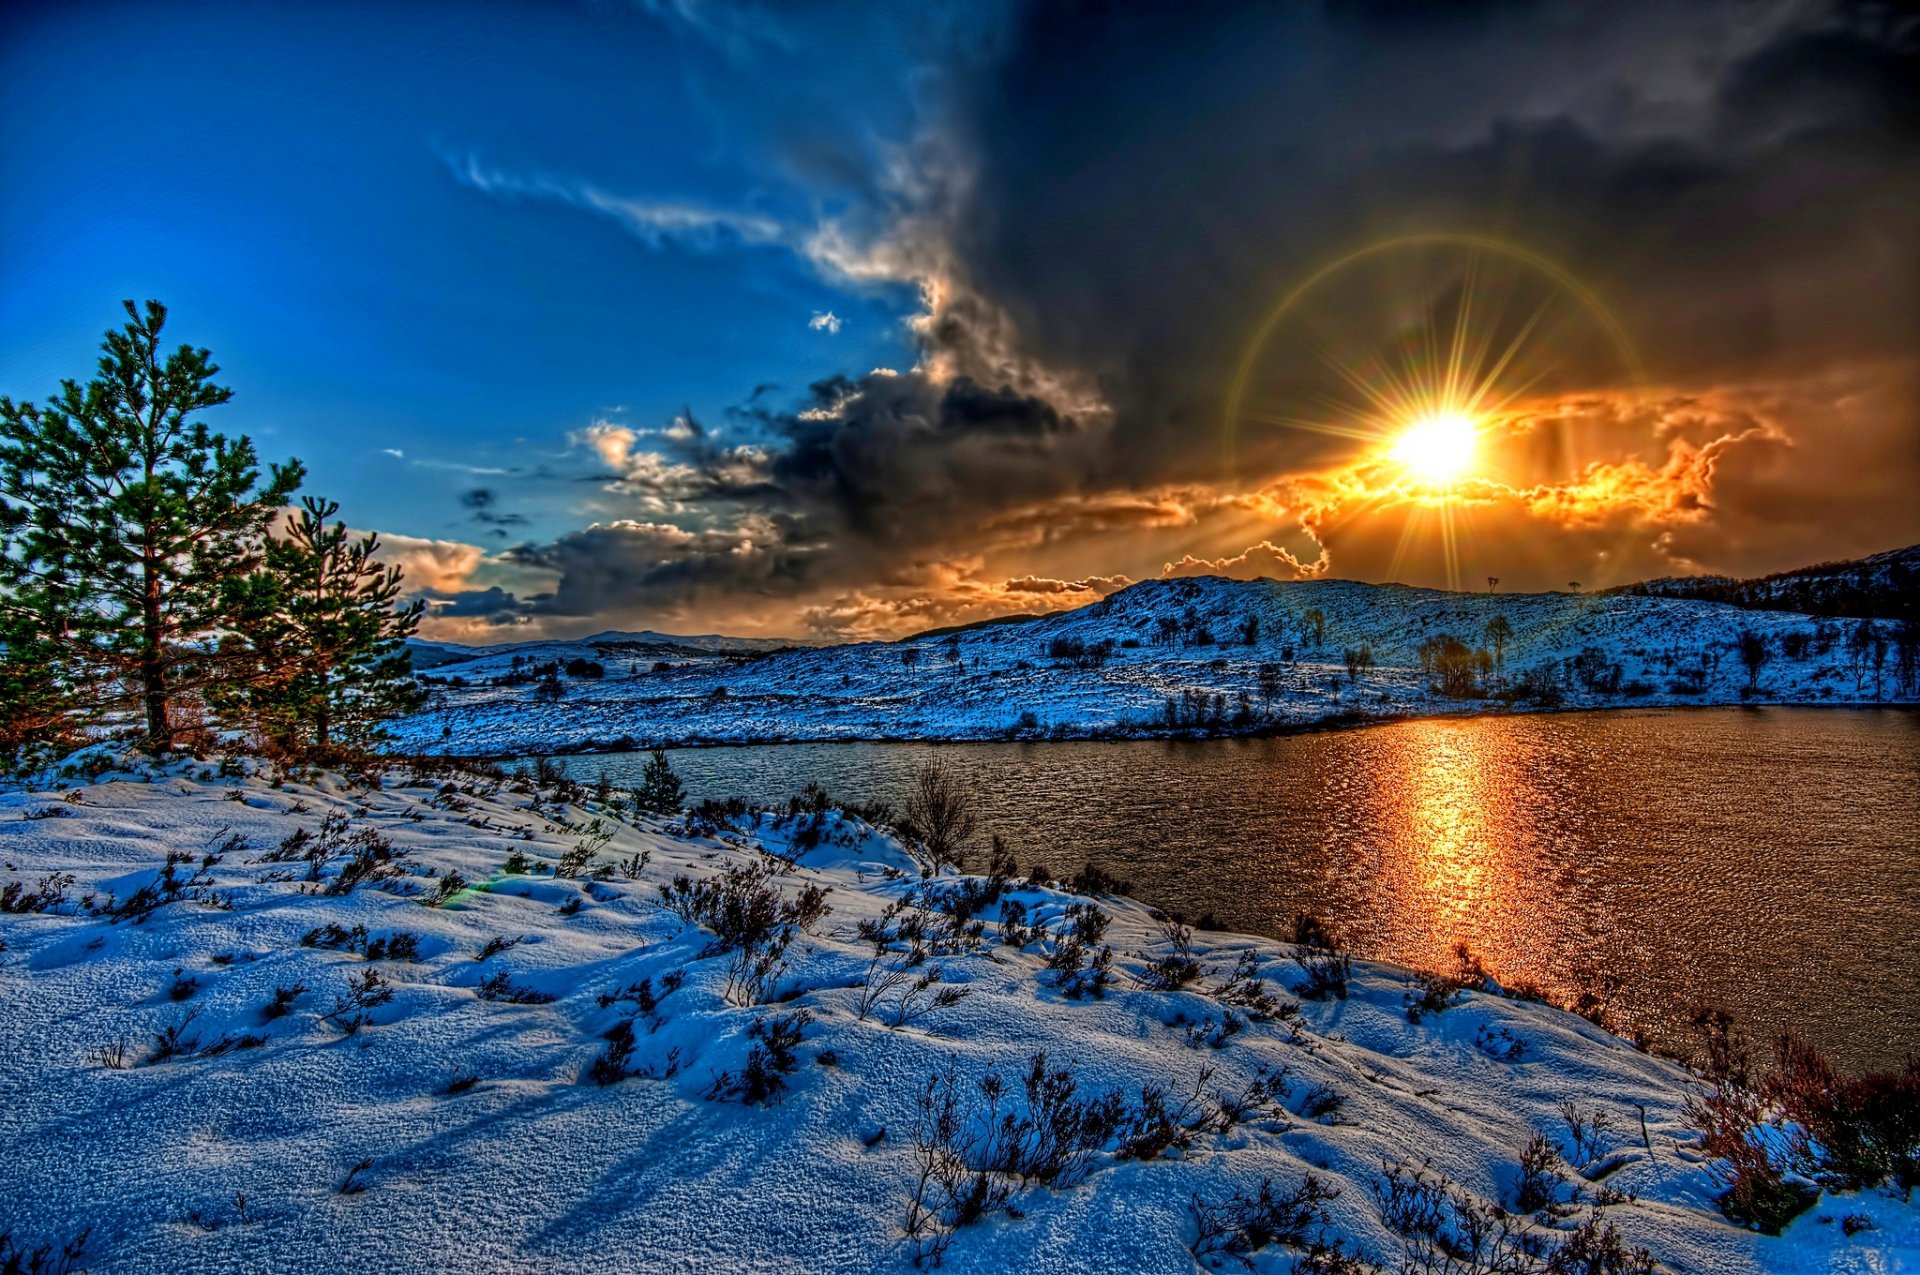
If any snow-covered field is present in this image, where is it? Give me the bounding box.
[2,756,1911,1272]
[393,576,1907,756]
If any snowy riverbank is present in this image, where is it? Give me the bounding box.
[1,755,1911,1272]
[390,577,1909,757]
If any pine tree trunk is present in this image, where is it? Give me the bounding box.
[141,532,170,752]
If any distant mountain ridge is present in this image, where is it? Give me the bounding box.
[406,628,808,670]
[1614,543,1919,620]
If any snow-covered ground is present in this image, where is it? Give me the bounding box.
[2,756,1910,1272]
[392,576,1908,756]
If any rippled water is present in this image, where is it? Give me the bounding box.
[558,708,1920,1072]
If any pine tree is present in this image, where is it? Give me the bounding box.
[0,301,303,750]
[0,607,71,766]
[223,496,425,754]
[634,748,685,814]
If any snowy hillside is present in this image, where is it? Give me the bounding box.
[1622,544,1920,621]
[392,575,1912,757]
[1,757,1909,1272]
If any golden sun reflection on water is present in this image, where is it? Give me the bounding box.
[1366,719,1540,980]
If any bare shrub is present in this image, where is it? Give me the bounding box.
[903,759,977,870]
[424,871,468,907]
[661,863,832,1006]
[323,969,395,1035]
[590,1020,638,1086]
[476,934,524,962]
[262,982,308,1021]
[1372,1158,1654,1274]
[1560,1099,1617,1167]
[0,872,74,915]
[1405,944,1490,1022]
[1767,1034,1920,1192]
[302,924,420,961]
[1139,915,1202,991]
[1515,1132,1568,1214]
[1294,948,1352,1001]
[903,1051,1287,1267]
[597,970,685,1032]
[1189,1173,1341,1267]
[476,971,557,1004]
[707,1010,812,1104]
[1290,915,1352,1000]
[0,1226,90,1275]
[556,817,613,878]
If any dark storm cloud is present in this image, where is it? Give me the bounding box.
[502,518,817,617]
[460,487,530,527]
[496,0,1918,632]
[758,372,1085,534]
[533,370,1103,618]
[935,0,1919,484]
[418,586,528,625]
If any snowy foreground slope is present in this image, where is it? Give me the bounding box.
[392,576,1908,756]
[2,759,1911,1273]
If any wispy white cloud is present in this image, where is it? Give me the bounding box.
[809,310,843,334]
[448,153,786,253]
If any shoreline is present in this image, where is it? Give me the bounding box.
[411,698,1920,763]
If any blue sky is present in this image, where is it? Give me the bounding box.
[1,0,926,547]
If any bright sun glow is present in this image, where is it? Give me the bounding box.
[1390,412,1479,485]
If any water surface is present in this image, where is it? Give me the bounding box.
[560,708,1920,1071]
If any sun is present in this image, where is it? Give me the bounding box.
[1390,411,1479,485]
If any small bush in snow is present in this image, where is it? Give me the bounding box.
[322,827,407,896]
[1405,944,1491,1022]
[1188,1173,1341,1268]
[424,871,468,906]
[322,968,395,1035]
[996,898,1039,948]
[0,1226,90,1275]
[0,873,73,914]
[590,1021,638,1086]
[110,851,218,922]
[475,971,557,1004]
[707,1010,812,1105]
[1139,914,1202,990]
[1064,862,1131,897]
[1560,1099,1617,1167]
[1373,1157,1654,1275]
[1211,951,1293,1024]
[301,923,419,961]
[556,818,613,878]
[661,863,830,1006]
[1767,1033,1920,1192]
[262,982,309,1021]
[904,1051,1290,1268]
[1291,917,1353,1001]
[1296,1083,1346,1123]
[1515,1133,1568,1214]
[858,954,970,1029]
[476,934,524,962]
